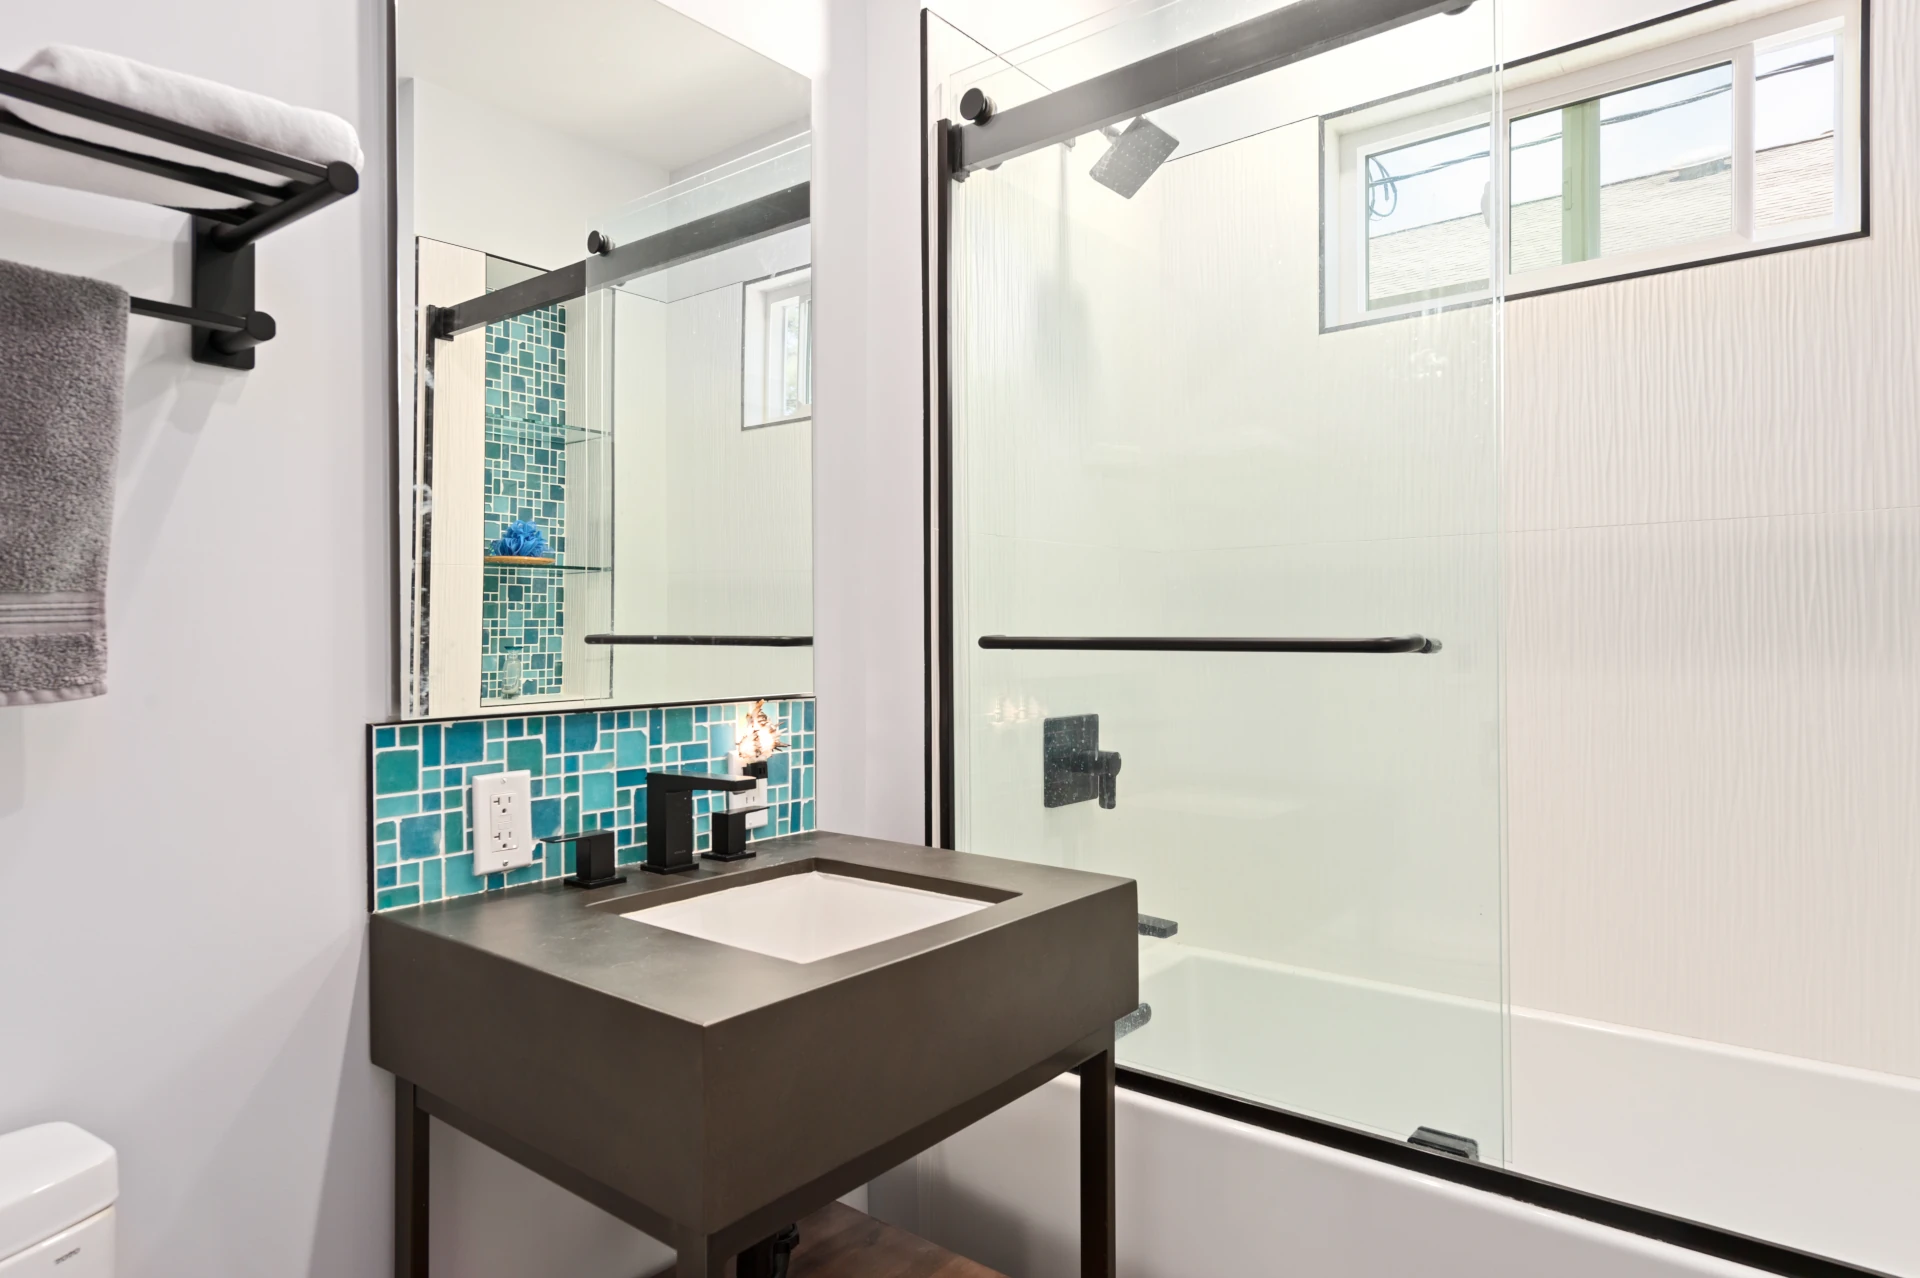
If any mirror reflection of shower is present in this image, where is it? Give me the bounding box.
[393,0,814,719]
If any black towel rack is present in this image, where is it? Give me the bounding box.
[0,67,358,369]
[978,635,1442,654]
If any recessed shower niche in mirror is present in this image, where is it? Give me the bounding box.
[394,0,813,718]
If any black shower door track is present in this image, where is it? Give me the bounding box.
[1114,1068,1897,1278]
[948,0,1473,175]
[429,181,810,339]
[920,5,1888,1278]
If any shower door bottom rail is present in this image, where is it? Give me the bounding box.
[977,635,1440,654]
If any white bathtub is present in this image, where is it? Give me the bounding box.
[873,945,1920,1277]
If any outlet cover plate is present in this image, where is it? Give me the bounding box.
[471,769,536,874]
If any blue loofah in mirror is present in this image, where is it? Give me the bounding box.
[491,519,550,558]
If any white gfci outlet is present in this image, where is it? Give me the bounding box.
[471,770,536,874]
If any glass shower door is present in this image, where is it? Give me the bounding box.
[945,0,1507,1157]
[579,135,816,706]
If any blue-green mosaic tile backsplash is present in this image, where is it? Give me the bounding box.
[481,302,568,701]
[368,698,816,911]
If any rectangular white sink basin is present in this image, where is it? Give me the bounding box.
[625,871,989,964]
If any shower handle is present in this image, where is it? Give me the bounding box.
[1044,714,1122,810]
[1094,749,1122,809]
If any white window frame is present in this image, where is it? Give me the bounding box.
[741,266,813,429]
[1322,0,1863,329]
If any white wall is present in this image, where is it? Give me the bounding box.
[404,76,668,271]
[0,4,389,1275]
[0,8,673,1278]
[656,0,824,78]
[811,0,928,844]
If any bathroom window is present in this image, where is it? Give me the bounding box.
[743,268,812,428]
[1322,0,1862,328]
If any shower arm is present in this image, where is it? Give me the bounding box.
[979,635,1441,654]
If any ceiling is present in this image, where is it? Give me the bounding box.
[396,0,811,172]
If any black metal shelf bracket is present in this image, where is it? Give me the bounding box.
[0,67,360,369]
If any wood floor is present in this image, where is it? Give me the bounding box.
[782,1201,1006,1278]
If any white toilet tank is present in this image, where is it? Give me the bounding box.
[0,1124,116,1276]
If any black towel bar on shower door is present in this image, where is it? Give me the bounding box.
[977,635,1441,654]
[0,67,359,369]
[584,635,814,647]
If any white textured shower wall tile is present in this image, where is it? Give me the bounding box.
[1504,237,1920,532]
[1501,0,1920,1080]
[1504,509,1920,1077]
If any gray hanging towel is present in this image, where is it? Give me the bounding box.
[0,259,127,704]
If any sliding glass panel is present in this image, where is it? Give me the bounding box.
[410,243,614,716]
[946,3,1505,1156]
[582,136,815,707]
[1753,33,1839,231]
[475,255,613,708]
[1510,64,1736,272]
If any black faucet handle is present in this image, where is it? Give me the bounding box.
[649,769,759,793]
[1095,750,1122,809]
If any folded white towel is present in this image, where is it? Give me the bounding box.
[0,45,361,210]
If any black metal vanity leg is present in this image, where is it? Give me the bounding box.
[1077,1040,1117,1278]
[673,1226,725,1278]
[394,1078,430,1278]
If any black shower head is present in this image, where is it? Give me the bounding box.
[1089,117,1179,198]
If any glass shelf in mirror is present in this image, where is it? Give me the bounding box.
[480,557,609,574]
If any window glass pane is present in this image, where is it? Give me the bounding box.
[1365,125,1491,308]
[781,296,804,415]
[1508,109,1564,274]
[1510,64,1734,276]
[1754,34,1838,230]
[1597,62,1734,257]
[797,296,811,408]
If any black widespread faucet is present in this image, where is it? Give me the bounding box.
[644,770,761,874]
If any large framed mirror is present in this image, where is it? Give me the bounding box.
[393,0,813,719]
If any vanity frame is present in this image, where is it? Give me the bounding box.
[391,1039,1115,1276]
[374,833,1134,1277]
